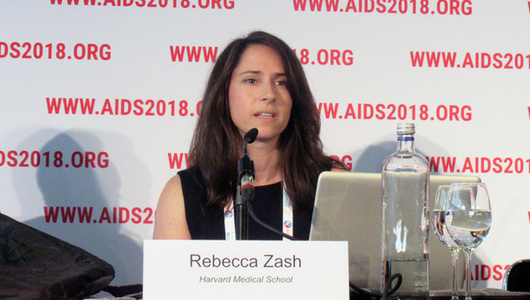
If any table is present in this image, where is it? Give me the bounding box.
[350,289,530,300]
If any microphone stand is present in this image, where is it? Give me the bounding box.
[234,128,297,241]
[234,182,250,240]
[235,129,257,240]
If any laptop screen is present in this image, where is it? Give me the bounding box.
[309,171,480,290]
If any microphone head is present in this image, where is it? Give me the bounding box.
[244,128,259,144]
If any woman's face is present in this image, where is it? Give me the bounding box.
[228,44,292,144]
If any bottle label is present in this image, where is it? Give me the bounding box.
[398,136,414,141]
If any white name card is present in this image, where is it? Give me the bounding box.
[143,240,349,300]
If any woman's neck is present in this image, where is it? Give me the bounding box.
[247,141,282,186]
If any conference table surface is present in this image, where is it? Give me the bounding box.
[93,287,530,299]
[349,288,530,300]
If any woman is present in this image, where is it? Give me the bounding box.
[153,31,348,241]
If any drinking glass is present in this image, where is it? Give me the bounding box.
[444,182,492,300]
[432,185,461,300]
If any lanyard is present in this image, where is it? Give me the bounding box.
[224,184,293,241]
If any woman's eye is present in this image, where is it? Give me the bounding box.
[245,78,256,84]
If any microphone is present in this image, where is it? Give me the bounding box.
[244,128,258,144]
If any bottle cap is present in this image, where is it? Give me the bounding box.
[397,123,415,135]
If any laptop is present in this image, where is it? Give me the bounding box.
[309,171,481,291]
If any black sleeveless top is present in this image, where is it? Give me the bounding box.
[178,167,313,240]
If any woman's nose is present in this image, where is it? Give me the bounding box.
[260,82,276,102]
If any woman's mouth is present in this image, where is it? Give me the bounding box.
[256,112,274,118]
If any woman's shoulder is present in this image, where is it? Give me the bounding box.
[177,165,200,178]
[157,166,204,205]
[153,173,191,239]
[177,166,206,189]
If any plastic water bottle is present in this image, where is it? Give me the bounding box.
[381,123,430,300]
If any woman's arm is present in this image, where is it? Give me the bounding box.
[153,175,192,240]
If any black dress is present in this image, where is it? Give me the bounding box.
[178,167,313,240]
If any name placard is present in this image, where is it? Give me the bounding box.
[143,240,349,300]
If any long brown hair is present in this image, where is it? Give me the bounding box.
[189,31,347,212]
